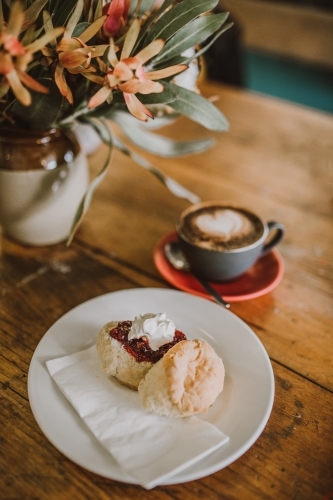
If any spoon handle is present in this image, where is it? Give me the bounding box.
[192,271,230,309]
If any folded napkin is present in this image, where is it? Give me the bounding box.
[46,346,229,489]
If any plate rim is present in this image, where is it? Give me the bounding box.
[28,288,275,486]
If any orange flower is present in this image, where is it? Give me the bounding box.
[0,1,64,105]
[87,19,187,121]
[40,1,108,105]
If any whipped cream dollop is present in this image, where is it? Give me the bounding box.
[128,313,176,351]
[195,209,252,241]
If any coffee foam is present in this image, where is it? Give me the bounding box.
[179,205,264,250]
[195,209,252,241]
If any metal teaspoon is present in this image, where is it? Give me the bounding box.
[164,241,230,309]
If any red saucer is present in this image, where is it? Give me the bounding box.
[153,231,284,302]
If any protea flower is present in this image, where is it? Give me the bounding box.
[87,19,187,121]
[0,0,64,105]
[40,1,108,105]
[102,0,130,38]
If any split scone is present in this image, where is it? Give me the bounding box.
[138,339,225,418]
[96,314,186,390]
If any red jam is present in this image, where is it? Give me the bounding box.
[109,320,186,363]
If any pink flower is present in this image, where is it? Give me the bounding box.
[102,0,130,38]
[87,21,187,122]
[0,1,64,105]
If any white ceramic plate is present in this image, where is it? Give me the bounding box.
[28,288,274,485]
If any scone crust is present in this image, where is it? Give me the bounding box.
[138,339,225,417]
[163,339,225,415]
[138,360,182,417]
[96,321,153,390]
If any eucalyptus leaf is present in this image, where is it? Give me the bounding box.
[134,0,175,51]
[168,83,229,131]
[153,13,228,64]
[111,110,214,157]
[67,117,113,245]
[138,81,177,105]
[84,100,125,120]
[152,55,188,72]
[109,90,125,105]
[72,22,90,38]
[79,115,111,144]
[145,0,218,45]
[113,135,200,204]
[136,0,157,15]
[82,87,174,122]
[81,90,125,120]
[160,22,234,69]
[187,21,234,62]
[11,79,64,130]
[21,0,49,32]
[51,0,77,28]
[64,0,83,38]
[90,83,177,113]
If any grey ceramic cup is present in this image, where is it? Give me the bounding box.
[176,203,285,282]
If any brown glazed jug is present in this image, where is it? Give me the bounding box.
[0,127,89,245]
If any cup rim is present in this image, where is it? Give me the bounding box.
[176,201,269,254]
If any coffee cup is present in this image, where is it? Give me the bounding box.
[176,202,285,282]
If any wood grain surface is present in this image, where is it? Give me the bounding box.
[1,82,332,500]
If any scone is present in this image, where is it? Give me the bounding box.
[96,315,186,390]
[138,339,225,417]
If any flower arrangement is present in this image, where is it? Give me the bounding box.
[0,0,232,242]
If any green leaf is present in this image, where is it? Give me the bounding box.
[21,0,49,32]
[80,115,111,144]
[72,22,90,38]
[144,0,218,45]
[152,54,188,72]
[138,81,177,105]
[187,21,233,62]
[134,0,175,51]
[135,0,157,15]
[167,83,229,131]
[64,0,83,38]
[88,83,177,118]
[67,117,113,245]
[154,13,228,64]
[111,110,214,157]
[51,0,78,28]
[158,19,232,70]
[113,135,200,203]
[11,78,64,130]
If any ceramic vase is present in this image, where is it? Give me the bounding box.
[0,127,89,246]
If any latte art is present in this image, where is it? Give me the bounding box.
[176,201,284,281]
[195,210,253,241]
[178,204,264,251]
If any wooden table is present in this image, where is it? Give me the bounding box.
[1,81,332,500]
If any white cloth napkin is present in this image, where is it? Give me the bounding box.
[46,346,229,489]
